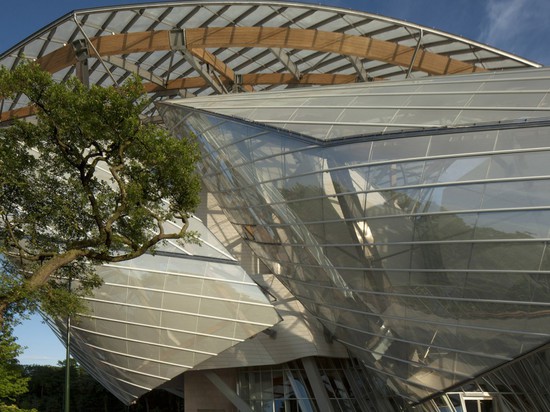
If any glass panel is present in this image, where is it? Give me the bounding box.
[391,109,462,126]
[482,180,550,209]
[487,151,550,179]
[414,213,478,241]
[469,242,544,271]
[371,136,430,161]
[429,132,497,156]
[338,108,398,124]
[291,107,345,123]
[475,210,550,239]
[469,89,542,107]
[369,161,426,189]
[419,184,484,213]
[423,157,491,184]
[494,126,550,150]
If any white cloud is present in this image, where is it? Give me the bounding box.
[481,0,550,62]
[481,0,526,46]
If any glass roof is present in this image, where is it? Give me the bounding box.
[164,66,550,140]
[0,1,540,121]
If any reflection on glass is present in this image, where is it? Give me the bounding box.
[162,101,550,405]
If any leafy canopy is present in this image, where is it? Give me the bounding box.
[0,62,201,322]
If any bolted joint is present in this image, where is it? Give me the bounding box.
[169,29,185,51]
[72,39,89,61]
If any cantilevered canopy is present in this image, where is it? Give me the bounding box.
[0,1,540,122]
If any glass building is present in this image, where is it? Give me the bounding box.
[2,2,550,411]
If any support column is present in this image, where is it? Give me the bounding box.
[204,371,254,412]
[302,357,335,412]
[72,39,89,87]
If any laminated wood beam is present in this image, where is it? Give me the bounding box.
[36,27,485,77]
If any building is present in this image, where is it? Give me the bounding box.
[2,2,550,411]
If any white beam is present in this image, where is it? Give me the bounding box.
[103,56,164,86]
[270,47,301,80]
[170,28,227,94]
[346,55,369,82]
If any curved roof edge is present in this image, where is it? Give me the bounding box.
[1,1,539,67]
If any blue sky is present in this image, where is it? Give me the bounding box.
[4,0,550,365]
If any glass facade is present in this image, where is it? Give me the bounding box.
[160,67,550,404]
[48,216,280,404]
[236,358,384,412]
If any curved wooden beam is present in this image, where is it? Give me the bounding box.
[184,27,485,76]
[37,27,485,77]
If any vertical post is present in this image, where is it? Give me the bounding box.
[64,279,71,412]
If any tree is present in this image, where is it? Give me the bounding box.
[19,360,184,411]
[0,322,35,411]
[0,62,201,326]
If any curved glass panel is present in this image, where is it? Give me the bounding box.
[161,69,550,403]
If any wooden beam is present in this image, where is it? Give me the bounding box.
[1,73,368,122]
[36,32,172,74]
[144,76,207,93]
[37,45,77,74]
[0,106,35,123]
[183,27,486,76]
[91,31,171,57]
[35,27,485,77]
[6,26,487,123]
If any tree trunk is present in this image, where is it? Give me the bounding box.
[0,249,88,329]
[27,249,88,290]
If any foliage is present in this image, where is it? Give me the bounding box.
[0,324,35,412]
[19,362,183,412]
[0,62,201,324]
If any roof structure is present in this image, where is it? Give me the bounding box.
[164,67,550,140]
[0,1,541,123]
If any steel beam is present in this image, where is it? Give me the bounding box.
[270,47,301,80]
[204,371,253,412]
